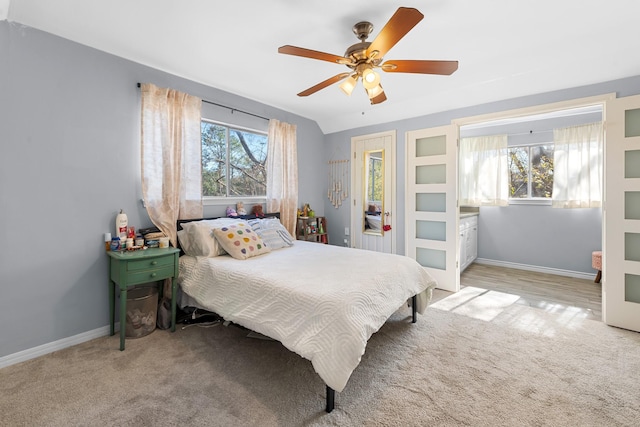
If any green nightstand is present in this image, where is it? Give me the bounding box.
[107,247,180,350]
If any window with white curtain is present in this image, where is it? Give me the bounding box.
[552,122,603,208]
[459,134,509,206]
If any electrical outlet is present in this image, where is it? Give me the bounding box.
[344,227,350,236]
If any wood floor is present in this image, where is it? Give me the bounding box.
[432,263,603,321]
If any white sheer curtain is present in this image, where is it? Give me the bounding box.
[552,122,603,208]
[266,119,298,236]
[140,83,203,247]
[459,135,509,206]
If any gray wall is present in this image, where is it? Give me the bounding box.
[0,21,325,359]
[476,205,602,273]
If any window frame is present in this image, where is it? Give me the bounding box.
[201,118,268,207]
[508,142,554,205]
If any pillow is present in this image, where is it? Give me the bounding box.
[179,218,243,257]
[212,222,271,260]
[248,217,295,250]
[177,229,191,253]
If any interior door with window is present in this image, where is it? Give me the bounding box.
[406,125,459,292]
[351,131,396,253]
[603,94,640,332]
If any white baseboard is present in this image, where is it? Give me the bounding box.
[0,325,115,369]
[474,258,595,281]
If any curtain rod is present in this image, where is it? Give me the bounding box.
[136,83,270,121]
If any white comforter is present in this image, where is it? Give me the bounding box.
[178,241,437,392]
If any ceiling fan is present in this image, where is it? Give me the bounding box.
[278,7,458,105]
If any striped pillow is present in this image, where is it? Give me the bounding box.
[248,217,295,250]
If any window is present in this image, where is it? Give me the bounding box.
[201,121,267,198]
[508,144,554,200]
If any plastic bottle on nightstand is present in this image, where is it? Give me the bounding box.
[115,209,128,240]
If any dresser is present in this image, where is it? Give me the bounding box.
[107,247,180,350]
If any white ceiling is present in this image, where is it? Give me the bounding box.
[4,0,640,134]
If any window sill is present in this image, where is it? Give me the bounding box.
[508,198,552,206]
[203,196,266,207]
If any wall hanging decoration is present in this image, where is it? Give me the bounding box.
[328,159,349,208]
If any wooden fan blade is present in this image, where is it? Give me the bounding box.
[297,73,351,97]
[366,7,424,59]
[381,60,459,75]
[278,45,352,65]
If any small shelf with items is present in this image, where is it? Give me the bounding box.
[296,216,328,244]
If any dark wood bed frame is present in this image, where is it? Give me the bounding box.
[175,213,419,413]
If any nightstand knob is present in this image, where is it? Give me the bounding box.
[151,261,157,265]
[150,273,157,278]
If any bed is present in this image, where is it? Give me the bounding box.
[365,213,382,231]
[175,214,437,412]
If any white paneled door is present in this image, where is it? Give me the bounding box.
[406,125,459,292]
[603,94,640,332]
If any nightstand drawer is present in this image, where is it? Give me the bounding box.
[127,256,175,272]
[126,265,175,285]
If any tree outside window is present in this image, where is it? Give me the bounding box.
[508,144,554,199]
[201,121,267,197]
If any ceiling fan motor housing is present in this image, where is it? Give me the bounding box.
[344,42,373,64]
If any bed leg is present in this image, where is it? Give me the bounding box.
[326,386,335,413]
[412,295,417,323]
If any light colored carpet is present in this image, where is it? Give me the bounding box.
[2,289,639,426]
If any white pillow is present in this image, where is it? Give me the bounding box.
[248,217,295,250]
[177,230,191,253]
[179,218,243,257]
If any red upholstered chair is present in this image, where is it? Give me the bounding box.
[592,251,602,283]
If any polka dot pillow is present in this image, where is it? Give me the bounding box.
[212,222,271,260]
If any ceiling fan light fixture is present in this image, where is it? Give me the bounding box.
[362,68,380,90]
[366,83,384,99]
[370,90,387,105]
[339,74,358,96]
